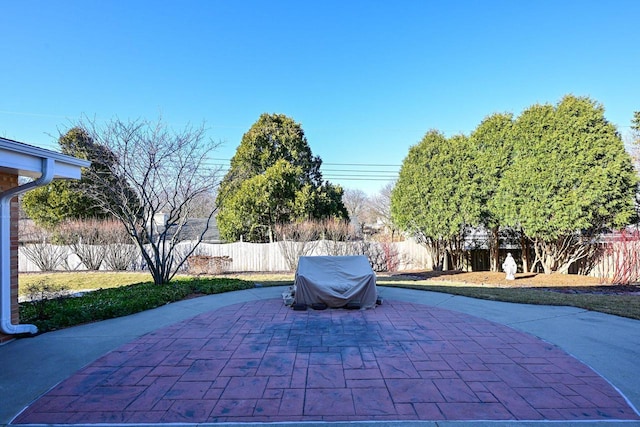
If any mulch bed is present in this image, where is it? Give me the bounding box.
[387,271,640,294]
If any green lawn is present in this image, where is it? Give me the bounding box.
[19,272,154,297]
[18,272,294,297]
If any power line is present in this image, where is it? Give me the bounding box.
[322,169,397,173]
[322,177,396,181]
[210,159,400,167]
[214,172,397,182]
[209,158,400,182]
[323,162,401,167]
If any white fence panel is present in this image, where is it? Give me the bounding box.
[19,246,84,272]
[395,239,434,271]
[191,242,290,272]
[19,239,433,273]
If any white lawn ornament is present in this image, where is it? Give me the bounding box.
[502,252,517,280]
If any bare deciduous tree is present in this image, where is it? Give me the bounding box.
[342,188,368,235]
[186,190,218,218]
[366,182,399,241]
[78,117,222,284]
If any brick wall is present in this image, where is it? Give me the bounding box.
[0,172,19,344]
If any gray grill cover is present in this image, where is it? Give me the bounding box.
[294,256,377,309]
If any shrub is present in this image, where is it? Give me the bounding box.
[103,244,139,271]
[56,219,106,270]
[20,226,69,271]
[22,280,70,321]
[57,219,137,271]
[319,218,357,256]
[275,221,320,270]
[19,277,255,333]
[187,255,233,275]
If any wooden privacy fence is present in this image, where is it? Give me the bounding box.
[18,239,435,273]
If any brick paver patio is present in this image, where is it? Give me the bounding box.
[12,299,640,424]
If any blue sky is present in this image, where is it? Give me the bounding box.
[1,0,639,195]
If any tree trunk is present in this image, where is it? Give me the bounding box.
[533,240,554,274]
[490,226,500,272]
[520,235,530,273]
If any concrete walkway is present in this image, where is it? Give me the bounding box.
[1,286,639,426]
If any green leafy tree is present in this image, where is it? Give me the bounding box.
[469,113,515,271]
[391,130,482,270]
[497,95,638,274]
[216,113,348,242]
[217,113,322,202]
[22,180,94,228]
[22,128,111,228]
[217,160,302,242]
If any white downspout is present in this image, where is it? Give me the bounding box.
[0,158,55,335]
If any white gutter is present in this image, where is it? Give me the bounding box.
[0,158,55,335]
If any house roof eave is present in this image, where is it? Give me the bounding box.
[0,137,91,179]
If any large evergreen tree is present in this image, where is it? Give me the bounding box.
[216,113,348,242]
[391,130,482,270]
[497,95,638,273]
[469,113,515,271]
[22,127,111,228]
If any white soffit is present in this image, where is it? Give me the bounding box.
[0,137,91,179]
